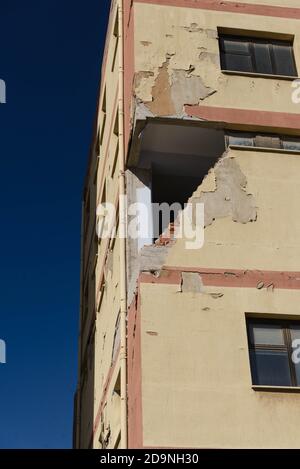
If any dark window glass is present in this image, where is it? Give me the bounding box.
[247,319,300,387]
[295,362,300,386]
[222,38,250,54]
[291,326,300,385]
[290,325,300,342]
[253,42,273,75]
[224,54,253,72]
[219,35,297,77]
[250,349,292,386]
[282,138,300,151]
[226,132,300,151]
[249,322,284,345]
[227,133,254,147]
[220,37,253,72]
[273,43,296,77]
[255,135,281,149]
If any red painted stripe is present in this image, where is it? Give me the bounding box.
[185,105,300,132]
[140,267,300,289]
[135,0,300,19]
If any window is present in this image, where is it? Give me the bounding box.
[93,131,100,185]
[111,13,119,72]
[247,318,300,387]
[111,141,119,179]
[96,182,107,243]
[95,130,100,157]
[226,132,255,148]
[282,137,300,151]
[219,35,297,77]
[82,281,89,327]
[84,191,90,234]
[113,112,119,137]
[226,131,300,151]
[97,278,105,313]
[100,88,107,146]
[111,313,120,365]
[93,234,98,274]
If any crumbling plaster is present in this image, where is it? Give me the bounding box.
[125,1,300,300]
[127,143,300,299]
[126,149,258,303]
[191,153,257,227]
[133,3,300,116]
[138,56,217,116]
[166,148,300,272]
[134,25,219,117]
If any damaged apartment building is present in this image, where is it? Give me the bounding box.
[74,0,300,449]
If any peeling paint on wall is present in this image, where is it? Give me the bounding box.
[140,245,171,273]
[181,23,203,33]
[198,51,220,66]
[181,272,204,293]
[127,149,257,303]
[134,70,155,90]
[191,154,257,227]
[140,56,216,116]
[171,68,216,115]
[146,58,175,115]
[205,29,218,39]
[140,41,152,46]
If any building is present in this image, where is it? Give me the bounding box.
[74,0,300,449]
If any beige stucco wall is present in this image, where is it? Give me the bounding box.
[133,2,300,116]
[77,1,122,448]
[140,281,300,448]
[92,1,122,448]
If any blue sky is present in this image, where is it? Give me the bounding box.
[0,0,110,448]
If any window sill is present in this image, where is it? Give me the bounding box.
[228,144,300,155]
[221,70,299,81]
[252,385,300,393]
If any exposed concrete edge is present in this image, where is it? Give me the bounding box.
[127,99,207,167]
[127,244,172,306]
